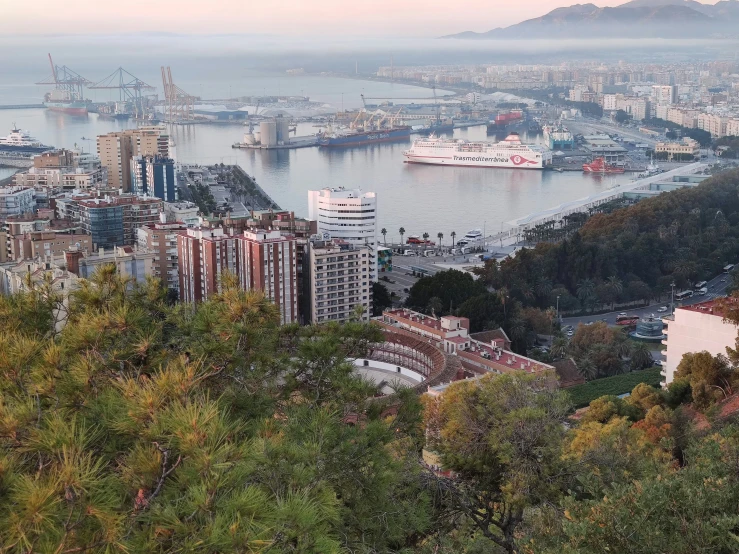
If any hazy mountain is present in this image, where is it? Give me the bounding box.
[443,0,739,39]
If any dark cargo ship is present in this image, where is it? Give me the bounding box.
[318,126,411,147]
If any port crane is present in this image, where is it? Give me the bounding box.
[89,67,155,119]
[160,66,196,122]
[36,54,91,100]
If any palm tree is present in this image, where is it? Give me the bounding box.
[422,232,430,245]
[497,287,509,321]
[576,279,596,304]
[381,228,387,245]
[577,357,598,381]
[450,231,456,248]
[551,337,569,360]
[399,227,405,245]
[437,232,443,247]
[606,275,624,310]
[630,342,654,371]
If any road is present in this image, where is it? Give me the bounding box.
[561,272,731,328]
[567,119,659,148]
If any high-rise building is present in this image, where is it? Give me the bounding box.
[306,237,371,324]
[177,227,238,303]
[307,187,377,281]
[131,155,176,202]
[236,229,298,324]
[137,214,187,294]
[97,127,170,192]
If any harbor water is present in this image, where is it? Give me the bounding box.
[0,76,632,240]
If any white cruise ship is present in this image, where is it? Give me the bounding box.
[403,133,552,169]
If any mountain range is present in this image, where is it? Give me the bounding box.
[443,0,739,39]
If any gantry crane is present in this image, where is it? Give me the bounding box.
[35,54,91,101]
[89,67,155,119]
[160,66,196,122]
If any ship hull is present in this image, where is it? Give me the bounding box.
[45,102,89,116]
[0,145,52,154]
[319,127,410,147]
[403,154,545,169]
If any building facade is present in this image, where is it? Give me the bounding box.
[307,187,378,281]
[137,217,186,293]
[655,137,700,160]
[307,238,371,324]
[236,229,298,324]
[177,227,238,303]
[0,187,35,221]
[662,299,739,387]
[97,127,170,191]
[131,155,176,202]
[77,196,162,249]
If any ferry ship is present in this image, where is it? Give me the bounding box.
[0,126,53,153]
[318,126,411,147]
[403,133,552,169]
[582,157,625,174]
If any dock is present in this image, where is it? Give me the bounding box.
[232,135,319,150]
[0,104,45,110]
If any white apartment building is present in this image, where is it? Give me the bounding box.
[652,85,676,105]
[307,187,378,281]
[0,187,35,220]
[307,238,371,324]
[697,113,729,138]
[727,119,739,138]
[163,201,200,226]
[662,299,739,387]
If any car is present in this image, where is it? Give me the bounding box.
[722,278,727,282]
[657,306,668,313]
[403,288,410,293]
[617,312,627,317]
[654,359,663,367]
[566,330,574,337]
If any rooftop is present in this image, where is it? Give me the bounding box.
[678,297,739,319]
[385,308,445,332]
[458,340,552,374]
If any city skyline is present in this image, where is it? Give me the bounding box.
[2,0,706,37]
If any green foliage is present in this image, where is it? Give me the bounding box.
[569,322,630,378]
[371,281,393,316]
[477,169,739,311]
[675,351,737,411]
[187,182,218,214]
[614,109,630,124]
[0,266,431,553]
[456,292,505,332]
[566,368,662,408]
[406,269,487,315]
[424,372,570,553]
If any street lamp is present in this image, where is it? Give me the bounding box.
[556,294,561,320]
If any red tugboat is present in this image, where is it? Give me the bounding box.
[582,157,625,174]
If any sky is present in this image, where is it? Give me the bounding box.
[1,0,665,37]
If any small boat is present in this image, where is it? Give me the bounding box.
[582,157,625,174]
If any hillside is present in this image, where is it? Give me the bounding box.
[443,0,738,39]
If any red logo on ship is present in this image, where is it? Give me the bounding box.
[510,155,535,166]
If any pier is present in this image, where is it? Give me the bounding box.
[0,104,45,110]
[499,162,706,240]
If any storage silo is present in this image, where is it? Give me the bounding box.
[259,120,277,147]
[276,117,290,145]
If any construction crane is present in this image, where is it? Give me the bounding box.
[36,54,91,101]
[89,67,155,119]
[432,85,442,125]
[160,66,196,123]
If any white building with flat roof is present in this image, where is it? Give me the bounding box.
[308,187,378,281]
[662,299,739,387]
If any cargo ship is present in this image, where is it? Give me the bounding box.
[318,126,410,147]
[403,133,552,169]
[542,124,575,150]
[0,126,53,153]
[44,91,91,115]
[583,157,625,174]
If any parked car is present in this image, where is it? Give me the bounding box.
[657,306,668,313]
[617,312,627,317]
[654,359,663,367]
[566,330,574,337]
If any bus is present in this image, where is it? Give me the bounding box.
[724,264,735,274]
[694,281,707,290]
[675,290,694,300]
[616,315,639,325]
